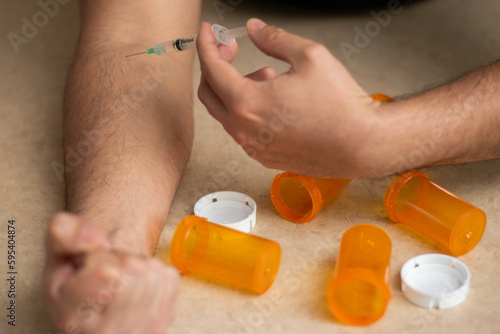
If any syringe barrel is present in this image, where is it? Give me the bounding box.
[154,36,197,55]
[224,26,248,40]
[151,25,247,55]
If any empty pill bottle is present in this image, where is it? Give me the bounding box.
[270,173,351,223]
[384,170,486,256]
[326,224,392,326]
[170,215,281,294]
[270,94,393,223]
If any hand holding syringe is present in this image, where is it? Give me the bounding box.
[125,24,247,57]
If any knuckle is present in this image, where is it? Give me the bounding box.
[89,261,110,280]
[264,27,287,45]
[88,258,120,282]
[230,100,259,123]
[301,42,328,61]
[232,130,249,146]
[228,97,248,116]
[227,82,259,118]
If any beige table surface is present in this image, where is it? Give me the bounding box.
[1,0,500,333]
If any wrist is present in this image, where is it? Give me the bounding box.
[363,98,435,178]
[354,97,407,178]
[65,200,169,257]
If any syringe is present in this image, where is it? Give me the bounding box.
[125,24,247,57]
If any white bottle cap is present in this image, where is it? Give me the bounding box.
[400,254,470,309]
[194,191,257,233]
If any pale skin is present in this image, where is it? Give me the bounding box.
[45,6,500,334]
[197,19,500,179]
[44,0,201,333]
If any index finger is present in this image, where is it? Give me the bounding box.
[197,22,245,103]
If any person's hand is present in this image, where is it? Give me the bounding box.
[44,213,179,334]
[197,19,388,179]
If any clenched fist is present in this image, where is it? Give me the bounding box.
[44,213,179,334]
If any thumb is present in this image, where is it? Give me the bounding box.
[246,18,314,67]
[47,212,110,255]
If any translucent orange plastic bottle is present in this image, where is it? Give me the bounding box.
[326,224,392,326]
[270,172,351,222]
[270,94,393,223]
[384,170,487,256]
[170,215,281,294]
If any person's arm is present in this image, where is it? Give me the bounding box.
[197,19,500,179]
[373,63,500,176]
[65,0,201,255]
[44,1,201,332]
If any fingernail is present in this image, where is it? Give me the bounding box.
[247,18,266,32]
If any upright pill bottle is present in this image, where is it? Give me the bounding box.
[326,224,392,326]
[170,215,281,294]
[384,170,486,256]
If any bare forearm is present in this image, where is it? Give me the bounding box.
[64,0,201,255]
[370,60,500,176]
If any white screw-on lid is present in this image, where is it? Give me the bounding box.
[194,191,257,233]
[400,254,470,309]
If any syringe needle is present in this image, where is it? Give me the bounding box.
[125,24,248,58]
[125,51,147,58]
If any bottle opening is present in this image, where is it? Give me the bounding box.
[384,171,430,222]
[270,173,320,223]
[170,216,210,274]
[279,177,313,216]
[327,271,390,326]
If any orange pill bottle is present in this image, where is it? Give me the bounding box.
[326,224,392,326]
[384,170,486,256]
[170,215,281,294]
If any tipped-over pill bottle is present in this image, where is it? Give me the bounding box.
[170,215,281,294]
[384,170,486,256]
[270,172,350,223]
[326,224,392,326]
